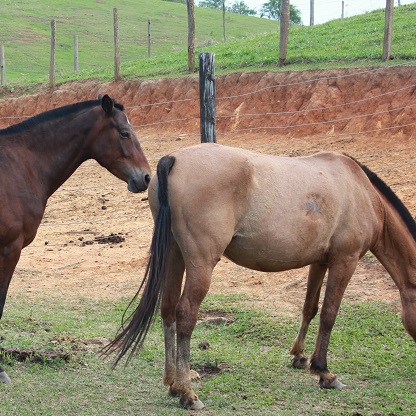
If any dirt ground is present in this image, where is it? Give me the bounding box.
[1,65,415,316]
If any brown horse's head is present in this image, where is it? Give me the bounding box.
[89,95,151,193]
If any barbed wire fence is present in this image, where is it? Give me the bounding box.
[1,63,415,253]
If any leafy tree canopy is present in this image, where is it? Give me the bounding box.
[198,0,224,8]
[228,1,256,15]
[260,0,302,24]
[198,0,255,16]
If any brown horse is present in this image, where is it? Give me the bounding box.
[0,95,151,384]
[108,143,416,410]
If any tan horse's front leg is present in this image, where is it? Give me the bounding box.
[290,263,327,369]
[309,259,357,389]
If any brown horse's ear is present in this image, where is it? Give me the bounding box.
[101,94,114,114]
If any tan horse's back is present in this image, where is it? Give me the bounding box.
[149,143,381,272]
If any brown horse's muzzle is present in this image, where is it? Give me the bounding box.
[127,172,151,193]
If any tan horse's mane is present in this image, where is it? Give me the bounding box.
[346,154,416,242]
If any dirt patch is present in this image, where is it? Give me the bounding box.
[0,346,71,363]
[2,66,415,316]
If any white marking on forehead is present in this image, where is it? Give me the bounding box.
[125,114,132,125]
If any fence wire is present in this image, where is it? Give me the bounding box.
[0,64,415,250]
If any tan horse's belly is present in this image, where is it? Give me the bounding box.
[224,231,329,272]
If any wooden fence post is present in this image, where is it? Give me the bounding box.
[310,0,314,26]
[279,0,290,66]
[74,35,79,71]
[382,0,394,61]
[50,19,56,91]
[0,45,5,86]
[113,8,121,81]
[199,52,216,143]
[222,1,226,42]
[187,0,195,73]
[148,19,151,58]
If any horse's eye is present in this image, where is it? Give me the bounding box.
[120,131,130,139]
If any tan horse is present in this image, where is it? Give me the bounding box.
[108,143,416,410]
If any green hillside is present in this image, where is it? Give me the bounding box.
[0,0,277,84]
[0,1,415,88]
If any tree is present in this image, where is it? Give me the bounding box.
[228,1,256,15]
[198,0,224,8]
[260,0,302,24]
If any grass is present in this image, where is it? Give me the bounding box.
[0,0,277,85]
[1,294,415,415]
[0,2,415,92]
[1,3,415,415]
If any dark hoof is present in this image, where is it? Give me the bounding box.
[169,387,180,397]
[179,396,205,410]
[291,356,308,369]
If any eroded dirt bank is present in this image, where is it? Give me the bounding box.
[1,66,415,315]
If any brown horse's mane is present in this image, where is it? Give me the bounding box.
[0,99,124,137]
[348,155,416,242]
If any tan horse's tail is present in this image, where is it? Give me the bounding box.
[103,155,176,366]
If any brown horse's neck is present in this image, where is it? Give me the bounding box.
[19,109,97,198]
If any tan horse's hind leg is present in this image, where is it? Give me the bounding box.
[160,240,185,397]
[290,263,328,369]
[172,260,215,410]
[309,257,359,389]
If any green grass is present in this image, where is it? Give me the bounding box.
[0,2,415,91]
[1,294,415,415]
[0,0,277,85]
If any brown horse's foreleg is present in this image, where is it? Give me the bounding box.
[0,244,23,383]
[0,248,22,320]
[172,262,213,410]
[309,258,358,389]
[160,240,185,396]
[290,263,327,369]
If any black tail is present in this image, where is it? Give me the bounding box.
[103,155,176,366]
[349,155,416,242]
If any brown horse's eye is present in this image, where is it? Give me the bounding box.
[120,131,130,139]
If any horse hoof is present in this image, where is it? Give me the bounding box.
[291,356,308,369]
[179,396,205,410]
[0,371,11,384]
[332,379,347,390]
[168,387,180,397]
[319,376,346,390]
